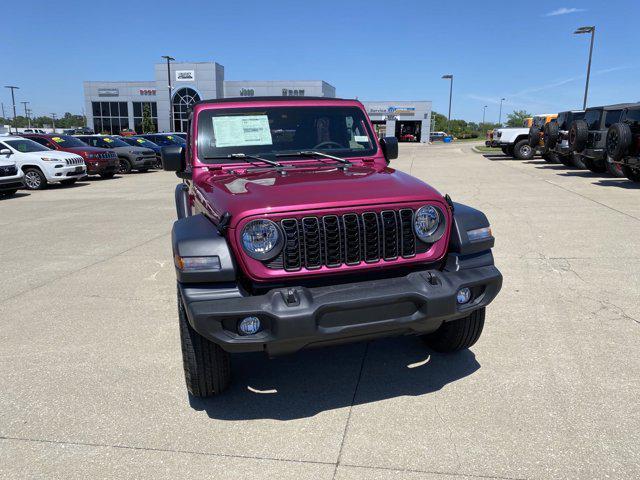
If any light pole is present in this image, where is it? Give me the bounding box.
[482,105,488,125]
[498,98,506,126]
[574,26,596,109]
[441,74,454,131]
[4,85,19,133]
[51,113,57,132]
[161,55,175,132]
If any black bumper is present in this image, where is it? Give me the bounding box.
[179,264,502,356]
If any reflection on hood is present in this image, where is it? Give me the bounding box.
[224,177,276,194]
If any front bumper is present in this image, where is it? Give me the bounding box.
[132,156,157,168]
[48,164,86,181]
[86,159,118,174]
[179,264,503,356]
[0,175,24,191]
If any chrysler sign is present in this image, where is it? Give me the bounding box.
[175,70,195,81]
[98,88,119,97]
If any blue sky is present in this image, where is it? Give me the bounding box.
[2,0,638,122]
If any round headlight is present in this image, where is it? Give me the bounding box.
[414,205,444,242]
[241,219,283,260]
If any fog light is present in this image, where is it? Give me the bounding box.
[456,287,471,305]
[238,316,261,335]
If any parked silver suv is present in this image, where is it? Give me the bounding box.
[74,135,156,174]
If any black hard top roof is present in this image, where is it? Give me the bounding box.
[194,96,352,106]
[587,102,640,111]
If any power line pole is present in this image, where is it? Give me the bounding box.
[441,74,454,132]
[51,113,57,132]
[21,101,30,128]
[4,85,20,133]
[498,98,506,126]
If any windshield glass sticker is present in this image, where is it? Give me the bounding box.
[354,135,369,143]
[104,137,113,143]
[212,115,273,148]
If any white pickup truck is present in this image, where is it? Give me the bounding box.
[490,115,555,159]
[0,136,86,190]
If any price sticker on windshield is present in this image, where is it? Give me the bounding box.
[136,139,145,143]
[212,115,273,148]
[104,137,113,143]
[52,137,64,143]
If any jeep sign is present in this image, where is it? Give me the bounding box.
[175,70,195,82]
[98,88,119,97]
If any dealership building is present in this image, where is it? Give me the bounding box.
[83,61,431,142]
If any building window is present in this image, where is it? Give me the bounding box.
[91,101,129,134]
[133,102,158,133]
[172,87,200,132]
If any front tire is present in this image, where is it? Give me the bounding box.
[178,289,230,397]
[622,165,640,182]
[23,168,47,190]
[572,153,588,169]
[513,139,534,160]
[117,158,132,174]
[542,152,559,163]
[421,308,485,352]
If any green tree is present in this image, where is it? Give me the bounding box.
[431,111,449,132]
[506,110,533,128]
[141,104,155,133]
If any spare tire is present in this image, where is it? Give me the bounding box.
[569,120,588,153]
[528,125,541,147]
[606,123,632,161]
[545,121,559,149]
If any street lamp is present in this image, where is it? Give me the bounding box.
[441,74,454,131]
[574,26,596,109]
[161,55,175,132]
[51,113,57,132]
[482,105,488,125]
[498,98,506,126]
[4,85,19,133]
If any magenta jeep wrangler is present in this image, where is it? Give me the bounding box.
[162,97,502,397]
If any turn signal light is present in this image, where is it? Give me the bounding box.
[174,255,221,271]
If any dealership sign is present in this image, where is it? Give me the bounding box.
[367,105,416,117]
[175,70,195,81]
[139,89,156,96]
[98,88,119,97]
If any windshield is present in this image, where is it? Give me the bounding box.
[49,135,88,148]
[81,136,129,148]
[129,137,158,148]
[197,106,377,163]
[146,135,185,146]
[3,139,50,153]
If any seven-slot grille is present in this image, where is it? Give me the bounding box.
[65,157,84,166]
[0,165,18,177]
[274,209,418,271]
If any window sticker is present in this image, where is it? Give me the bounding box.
[354,135,369,143]
[52,137,63,143]
[167,136,173,140]
[212,115,273,148]
[136,139,145,143]
[103,137,113,143]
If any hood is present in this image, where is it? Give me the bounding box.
[194,165,444,227]
[63,146,112,156]
[113,146,154,154]
[36,150,83,160]
[0,159,17,167]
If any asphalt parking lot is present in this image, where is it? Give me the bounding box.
[1,143,639,480]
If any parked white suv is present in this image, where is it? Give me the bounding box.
[0,136,86,190]
[0,158,25,197]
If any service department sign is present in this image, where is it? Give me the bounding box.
[175,70,195,82]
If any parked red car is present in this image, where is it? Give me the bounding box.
[21,134,119,178]
[120,128,137,137]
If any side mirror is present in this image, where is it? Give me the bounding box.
[161,145,185,172]
[0,149,11,155]
[380,136,398,161]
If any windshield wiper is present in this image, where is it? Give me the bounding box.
[275,151,351,168]
[203,153,283,168]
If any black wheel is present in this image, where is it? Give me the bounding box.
[117,158,132,174]
[513,139,534,160]
[178,289,230,397]
[100,172,116,179]
[23,168,47,190]
[60,179,77,185]
[528,126,541,147]
[583,157,607,174]
[622,165,640,182]
[421,308,485,352]
[606,123,632,161]
[542,152,559,163]
[569,120,588,153]
[558,154,574,167]
[545,121,559,150]
[604,156,625,178]
[506,145,515,157]
[0,189,18,197]
[572,153,588,169]
[500,146,509,155]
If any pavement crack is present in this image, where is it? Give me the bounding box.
[332,341,370,480]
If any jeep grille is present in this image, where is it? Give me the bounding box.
[268,209,420,271]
